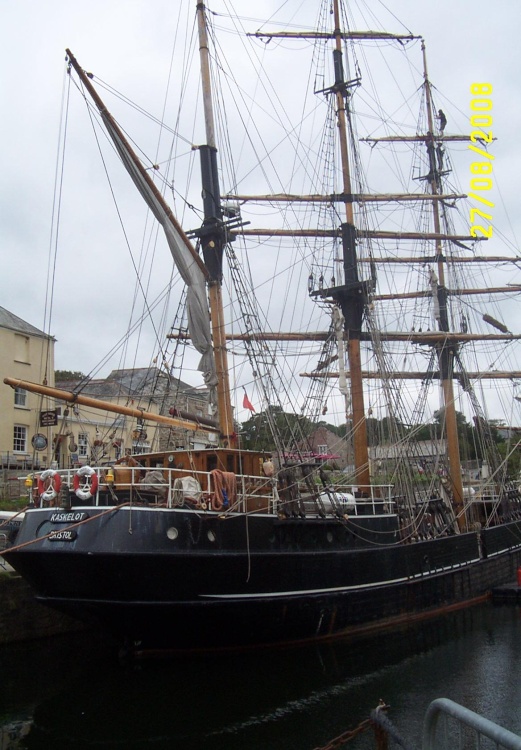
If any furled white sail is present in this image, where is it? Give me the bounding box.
[101,114,218,409]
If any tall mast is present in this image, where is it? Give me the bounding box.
[322,0,371,491]
[195,2,236,446]
[421,41,465,530]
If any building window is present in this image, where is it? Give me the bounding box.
[132,441,150,455]
[14,334,30,364]
[13,425,27,452]
[14,387,27,407]
[78,432,88,457]
[317,444,328,455]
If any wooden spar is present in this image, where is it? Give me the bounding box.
[250,31,421,41]
[362,332,519,343]
[372,286,521,302]
[225,193,465,203]
[168,331,521,344]
[238,228,484,240]
[482,314,508,333]
[169,407,218,428]
[3,378,220,434]
[300,370,521,380]
[357,256,521,265]
[65,50,209,282]
[361,135,491,143]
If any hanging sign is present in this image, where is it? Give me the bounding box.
[40,410,58,427]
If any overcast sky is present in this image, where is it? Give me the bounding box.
[1,0,520,396]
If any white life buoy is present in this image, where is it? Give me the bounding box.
[73,466,99,500]
[37,469,62,502]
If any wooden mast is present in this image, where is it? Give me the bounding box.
[422,40,466,531]
[195,1,236,446]
[329,0,370,491]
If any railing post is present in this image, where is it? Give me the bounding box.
[422,698,521,750]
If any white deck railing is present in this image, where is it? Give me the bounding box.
[23,468,398,517]
[422,698,521,750]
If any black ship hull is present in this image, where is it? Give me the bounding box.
[6,506,521,652]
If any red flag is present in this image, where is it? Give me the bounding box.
[243,392,255,412]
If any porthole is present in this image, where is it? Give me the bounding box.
[207,530,216,542]
[167,527,178,540]
[326,531,334,543]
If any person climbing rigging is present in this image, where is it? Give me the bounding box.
[437,109,447,133]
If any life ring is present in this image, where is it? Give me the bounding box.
[73,466,99,500]
[37,470,62,502]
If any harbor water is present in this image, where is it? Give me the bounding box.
[1,601,521,749]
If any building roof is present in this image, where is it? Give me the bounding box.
[108,368,202,398]
[369,439,447,460]
[55,368,206,404]
[0,306,52,339]
[109,368,164,394]
[56,378,135,399]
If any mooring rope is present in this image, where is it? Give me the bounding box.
[0,506,28,529]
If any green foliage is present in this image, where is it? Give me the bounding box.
[55,370,86,382]
[239,406,520,478]
[413,424,433,441]
[0,497,27,512]
[240,406,315,451]
[495,435,521,478]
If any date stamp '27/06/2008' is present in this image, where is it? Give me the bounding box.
[468,83,493,238]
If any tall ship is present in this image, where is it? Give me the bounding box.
[4,0,521,653]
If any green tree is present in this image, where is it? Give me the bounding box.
[240,406,315,451]
[495,439,521,479]
[55,370,87,382]
[413,423,433,441]
[432,409,474,455]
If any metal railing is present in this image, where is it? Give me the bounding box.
[18,465,405,519]
[42,465,279,514]
[422,698,521,750]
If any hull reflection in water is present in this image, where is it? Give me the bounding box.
[2,603,521,749]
